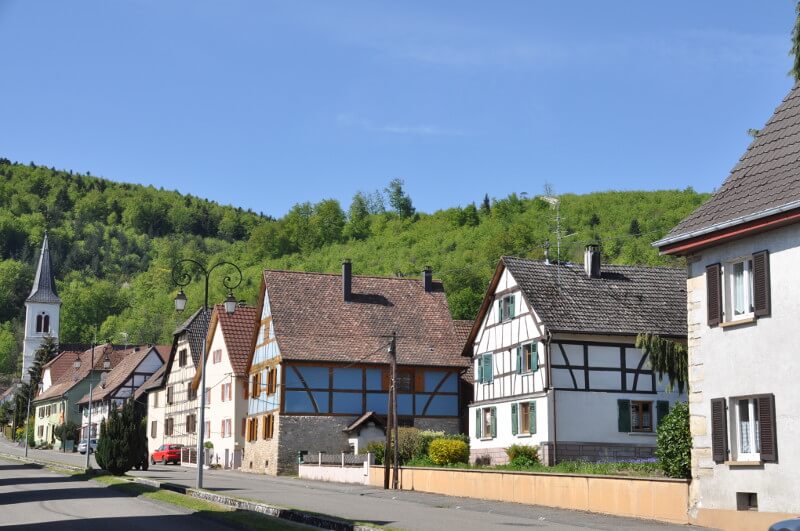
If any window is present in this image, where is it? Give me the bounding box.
[516,343,538,373]
[165,417,174,436]
[38,407,44,418]
[153,392,159,408]
[178,349,187,367]
[221,418,232,438]
[213,349,222,364]
[246,417,258,442]
[474,407,496,439]
[221,383,229,402]
[477,353,494,384]
[251,373,261,397]
[497,294,516,322]
[707,251,770,327]
[512,401,537,435]
[38,425,44,437]
[43,314,50,333]
[262,414,274,439]
[166,386,174,405]
[630,401,653,432]
[736,398,761,461]
[205,387,211,404]
[241,418,246,437]
[186,414,197,434]
[36,314,43,333]
[205,420,211,437]
[150,420,157,438]
[188,386,197,401]
[266,368,277,394]
[395,370,414,392]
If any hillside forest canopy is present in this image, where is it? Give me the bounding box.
[0,158,708,381]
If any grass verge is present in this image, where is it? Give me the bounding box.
[93,475,311,530]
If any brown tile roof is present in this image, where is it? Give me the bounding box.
[191,304,258,388]
[453,320,473,346]
[256,270,468,369]
[35,344,135,402]
[42,350,86,388]
[76,345,167,405]
[657,83,800,246]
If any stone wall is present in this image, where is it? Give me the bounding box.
[241,414,280,476]
[277,415,353,475]
[470,440,654,467]
[413,417,460,434]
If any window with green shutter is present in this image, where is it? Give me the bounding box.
[618,399,632,432]
[474,408,482,439]
[511,403,518,435]
[515,347,522,374]
[529,401,537,434]
[481,353,493,383]
[490,407,497,438]
[476,357,483,383]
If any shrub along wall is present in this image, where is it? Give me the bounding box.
[368,466,689,525]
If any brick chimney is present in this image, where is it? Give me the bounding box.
[342,259,352,302]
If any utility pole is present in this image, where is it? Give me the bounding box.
[383,332,398,489]
[391,332,399,490]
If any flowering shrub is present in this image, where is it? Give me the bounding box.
[428,438,469,465]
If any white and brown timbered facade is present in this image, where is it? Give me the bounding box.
[656,84,800,528]
[466,250,687,466]
[242,264,470,475]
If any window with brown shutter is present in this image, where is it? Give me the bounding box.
[711,398,727,463]
[752,250,771,317]
[758,394,776,462]
[706,264,722,327]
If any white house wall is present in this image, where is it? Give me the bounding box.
[687,223,800,514]
[205,321,247,468]
[154,335,199,455]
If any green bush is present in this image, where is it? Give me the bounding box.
[414,430,444,460]
[505,444,539,464]
[428,438,469,465]
[361,441,386,465]
[655,401,691,478]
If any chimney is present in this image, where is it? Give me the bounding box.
[423,266,433,292]
[584,244,601,278]
[342,259,352,302]
[544,241,551,265]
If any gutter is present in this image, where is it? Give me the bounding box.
[544,329,557,466]
[652,199,800,248]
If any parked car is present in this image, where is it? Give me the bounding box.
[770,518,800,531]
[151,443,183,465]
[77,438,97,454]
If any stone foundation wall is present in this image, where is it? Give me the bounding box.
[241,414,280,475]
[277,415,353,475]
[469,447,509,466]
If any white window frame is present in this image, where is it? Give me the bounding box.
[734,397,761,462]
[498,295,515,322]
[723,256,754,322]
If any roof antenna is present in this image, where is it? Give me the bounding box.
[541,187,562,291]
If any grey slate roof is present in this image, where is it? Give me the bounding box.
[502,257,687,337]
[27,232,61,304]
[173,307,210,366]
[657,83,800,245]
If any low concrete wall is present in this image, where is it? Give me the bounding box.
[368,466,689,525]
[299,464,370,485]
[693,508,799,531]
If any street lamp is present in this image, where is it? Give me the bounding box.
[171,259,242,490]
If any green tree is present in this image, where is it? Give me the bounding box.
[313,199,346,245]
[385,179,415,218]
[96,399,144,475]
[629,218,641,237]
[0,259,31,321]
[635,332,688,393]
[480,194,491,214]
[345,192,371,240]
[655,402,691,479]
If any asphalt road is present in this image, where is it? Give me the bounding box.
[0,438,697,531]
[0,458,235,530]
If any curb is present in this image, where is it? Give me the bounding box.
[130,476,382,531]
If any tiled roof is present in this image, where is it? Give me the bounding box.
[260,270,469,368]
[493,257,687,338]
[210,304,258,377]
[76,345,167,405]
[343,411,385,433]
[453,320,473,345]
[658,83,800,245]
[35,344,133,402]
[27,232,61,304]
[42,350,85,388]
[174,307,211,367]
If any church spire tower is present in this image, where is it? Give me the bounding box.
[22,232,61,381]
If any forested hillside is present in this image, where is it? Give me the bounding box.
[0,158,708,379]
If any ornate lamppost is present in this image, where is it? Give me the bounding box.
[172,259,241,489]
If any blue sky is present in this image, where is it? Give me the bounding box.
[0,1,796,216]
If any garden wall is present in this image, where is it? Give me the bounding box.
[368,466,689,525]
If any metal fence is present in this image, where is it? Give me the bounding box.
[313,452,371,467]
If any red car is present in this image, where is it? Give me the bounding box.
[151,444,183,465]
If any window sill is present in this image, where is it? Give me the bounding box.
[479,437,494,442]
[725,460,763,467]
[720,316,757,329]
[515,433,533,439]
[627,432,656,437]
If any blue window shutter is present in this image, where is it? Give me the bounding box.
[509,295,516,318]
[531,343,539,371]
[475,408,481,439]
[484,354,493,383]
[511,403,518,435]
[490,407,497,438]
[516,346,522,374]
[530,401,537,434]
[476,357,483,384]
[497,300,503,322]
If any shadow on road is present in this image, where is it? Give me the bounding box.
[0,463,43,471]
[2,485,128,505]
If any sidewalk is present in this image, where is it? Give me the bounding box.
[0,436,694,531]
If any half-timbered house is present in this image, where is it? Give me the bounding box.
[655,83,800,529]
[464,248,687,465]
[243,262,470,475]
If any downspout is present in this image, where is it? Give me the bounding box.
[544,329,557,466]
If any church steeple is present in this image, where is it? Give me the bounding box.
[26,232,61,304]
[21,232,61,381]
